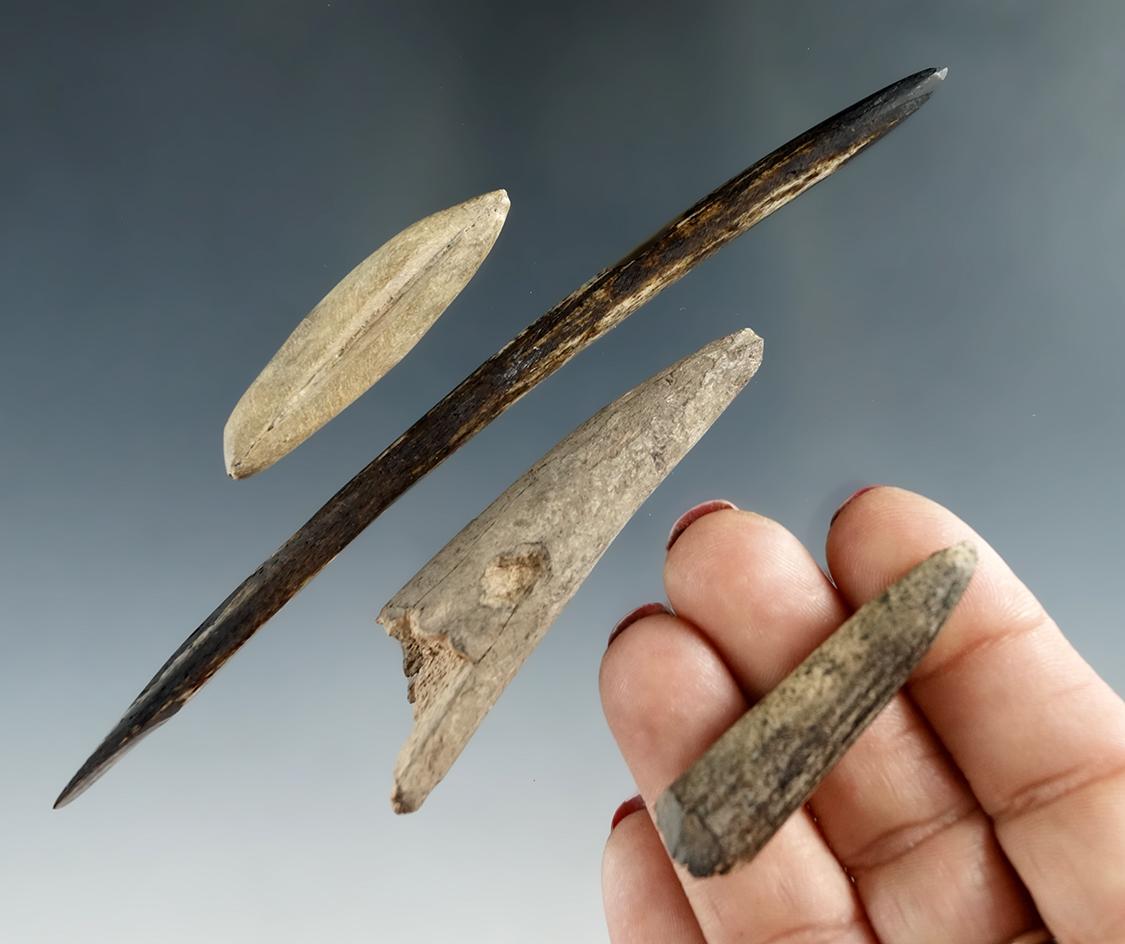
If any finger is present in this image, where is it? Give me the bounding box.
[664,507,1039,943]
[603,797,706,944]
[601,611,876,944]
[828,486,1125,942]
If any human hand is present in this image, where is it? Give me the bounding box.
[600,487,1125,944]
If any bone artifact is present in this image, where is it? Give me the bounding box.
[655,541,977,878]
[381,329,763,812]
[224,189,510,478]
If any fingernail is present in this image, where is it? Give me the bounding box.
[608,602,670,648]
[666,499,738,550]
[610,794,646,832]
[830,485,882,526]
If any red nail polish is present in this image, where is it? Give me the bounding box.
[610,794,646,832]
[830,485,882,526]
[608,602,670,648]
[666,499,738,550]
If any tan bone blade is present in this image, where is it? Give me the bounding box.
[224,189,510,478]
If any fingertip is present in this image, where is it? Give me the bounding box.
[826,486,973,578]
[822,484,1048,677]
[667,500,740,550]
[600,609,668,690]
[608,602,672,649]
[598,612,745,801]
[610,794,647,833]
[599,611,684,734]
[829,484,886,527]
[602,794,707,944]
[825,485,944,581]
[663,507,780,600]
[663,509,838,689]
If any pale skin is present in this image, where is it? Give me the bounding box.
[601,486,1125,944]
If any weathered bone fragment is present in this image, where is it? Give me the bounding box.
[379,329,764,813]
[656,541,977,878]
[224,189,510,478]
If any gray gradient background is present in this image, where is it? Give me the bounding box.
[2,2,1123,941]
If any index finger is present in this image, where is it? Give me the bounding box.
[828,486,1125,942]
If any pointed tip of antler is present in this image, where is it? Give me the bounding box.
[53,779,84,810]
[53,728,127,809]
[54,680,181,809]
[914,65,948,98]
[857,66,946,126]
